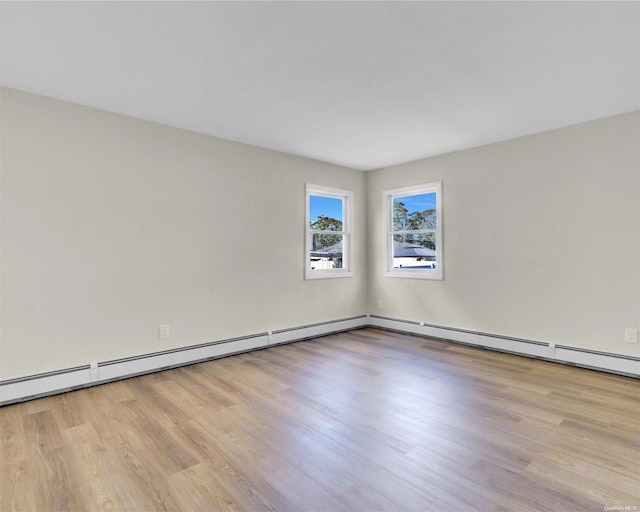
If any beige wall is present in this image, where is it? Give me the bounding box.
[367,111,640,355]
[2,88,638,379]
[0,88,367,377]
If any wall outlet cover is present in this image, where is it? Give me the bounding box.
[159,324,170,340]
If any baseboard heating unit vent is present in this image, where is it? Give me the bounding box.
[554,344,639,376]
[369,315,639,378]
[1,314,636,406]
[0,315,369,406]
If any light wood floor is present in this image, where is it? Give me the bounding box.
[1,328,639,512]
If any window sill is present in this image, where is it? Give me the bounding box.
[305,270,353,280]
[384,270,442,280]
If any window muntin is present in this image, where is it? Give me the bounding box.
[306,184,353,279]
[384,182,442,279]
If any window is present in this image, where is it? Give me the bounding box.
[383,181,442,279]
[306,184,353,279]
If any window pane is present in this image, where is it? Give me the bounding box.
[309,195,343,231]
[393,232,436,249]
[393,192,437,231]
[309,233,343,269]
[393,233,437,269]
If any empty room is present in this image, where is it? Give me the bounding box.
[1,1,639,511]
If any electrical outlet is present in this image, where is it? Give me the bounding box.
[159,324,170,340]
[624,328,638,344]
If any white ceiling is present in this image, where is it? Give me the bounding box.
[1,1,639,171]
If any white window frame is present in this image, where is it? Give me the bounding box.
[305,184,354,280]
[383,181,443,280]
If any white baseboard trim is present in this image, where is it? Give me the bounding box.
[0,315,369,406]
[369,315,640,378]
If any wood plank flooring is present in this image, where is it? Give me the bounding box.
[1,328,639,511]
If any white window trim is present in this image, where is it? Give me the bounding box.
[383,181,443,280]
[305,184,354,280]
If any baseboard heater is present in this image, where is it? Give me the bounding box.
[1,313,637,406]
[369,315,640,378]
[0,315,368,406]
